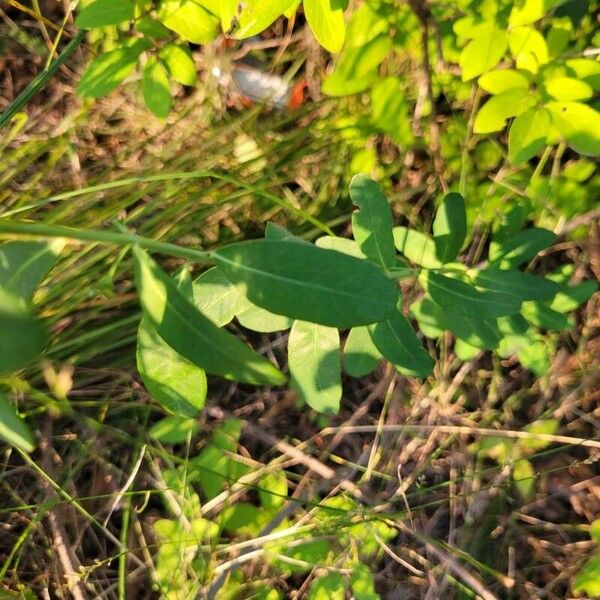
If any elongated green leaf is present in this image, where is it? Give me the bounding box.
[508,26,548,72]
[75,0,135,28]
[198,0,238,29]
[521,301,573,331]
[134,247,285,386]
[212,240,397,328]
[78,39,151,98]
[546,101,600,156]
[489,227,555,268]
[150,415,200,443]
[368,308,433,377]
[474,89,537,134]
[0,391,34,452]
[137,317,207,417]
[508,107,550,164]
[259,466,288,511]
[0,240,62,302]
[315,236,365,258]
[288,320,341,415]
[308,572,346,600]
[350,174,395,271]
[454,338,479,360]
[447,313,501,350]
[423,271,522,318]
[143,56,172,118]
[232,0,297,39]
[159,44,197,86]
[0,288,47,374]
[410,297,447,339]
[478,69,531,94]
[459,25,508,81]
[433,192,467,263]
[549,281,598,313]
[509,0,560,26]
[304,0,346,53]
[136,17,171,39]
[158,0,220,44]
[192,267,251,326]
[343,326,381,377]
[393,227,441,268]
[265,222,303,242]
[237,304,292,332]
[544,77,593,101]
[473,268,559,302]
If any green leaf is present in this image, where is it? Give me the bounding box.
[0,288,47,374]
[473,268,559,302]
[459,25,508,81]
[454,338,480,360]
[410,297,446,339]
[265,222,302,242]
[134,247,285,386]
[350,174,395,271]
[137,316,207,417]
[0,391,34,452]
[220,502,262,533]
[508,107,550,164]
[447,313,501,350]
[75,0,135,28]
[237,304,293,332]
[422,271,522,318]
[343,326,381,377]
[590,520,600,543]
[232,0,297,39]
[573,555,600,597]
[143,56,172,118]
[308,572,346,600]
[565,58,600,90]
[267,539,331,574]
[304,0,346,53]
[393,227,441,268]
[77,39,150,98]
[474,88,537,134]
[198,0,238,30]
[192,267,251,327]
[478,69,530,94]
[0,240,62,302]
[546,101,600,156]
[489,227,555,268]
[288,320,342,415]
[212,240,397,328]
[159,44,197,86]
[544,76,593,101]
[433,192,467,263]
[259,467,288,511]
[149,415,200,443]
[158,0,220,44]
[549,281,598,313]
[315,236,365,259]
[520,419,559,451]
[351,563,380,600]
[370,77,413,147]
[368,308,434,378]
[508,26,548,73]
[521,301,573,331]
[136,17,171,39]
[513,458,535,498]
[509,0,560,26]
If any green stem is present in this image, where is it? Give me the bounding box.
[0,221,212,264]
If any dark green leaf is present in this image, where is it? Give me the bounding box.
[393,227,441,268]
[343,326,381,377]
[308,572,346,600]
[265,222,302,242]
[75,0,135,28]
[521,301,573,331]
[433,192,467,263]
[136,17,171,39]
[350,174,395,271]
[212,240,397,328]
[149,415,200,443]
[0,391,34,452]
[143,56,172,118]
[489,227,555,268]
[473,268,560,301]
[134,247,285,386]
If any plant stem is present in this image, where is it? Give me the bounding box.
[0,221,212,264]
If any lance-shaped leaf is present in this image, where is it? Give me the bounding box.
[232,0,298,39]
[350,174,395,271]
[422,271,522,318]
[288,320,342,415]
[304,0,346,53]
[134,247,285,386]
[393,227,441,268]
[137,317,207,417]
[212,240,397,328]
[368,308,433,377]
[433,192,467,263]
[343,326,381,377]
[521,301,573,331]
[473,268,560,302]
[237,303,292,332]
[0,391,34,452]
[76,0,135,28]
[489,227,555,268]
[0,239,63,301]
[549,280,598,313]
[509,108,550,164]
[0,288,47,374]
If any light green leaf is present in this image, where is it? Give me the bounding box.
[0,240,62,302]
[546,101,600,156]
[454,338,480,360]
[159,44,197,86]
[508,107,550,164]
[76,0,135,28]
[212,240,398,328]
[149,415,200,443]
[573,555,600,597]
[232,0,297,39]
[350,174,395,271]
[198,0,238,30]
[513,458,535,498]
[0,391,34,452]
[220,502,263,533]
[137,316,207,417]
[508,26,548,73]
[351,563,380,600]
[288,320,342,415]
[370,77,413,147]
[368,308,434,378]
[259,467,288,511]
[549,281,598,313]
[410,297,446,339]
[474,88,537,134]
[393,227,441,268]
[509,0,560,26]
[136,17,171,39]
[304,0,346,53]
[478,69,531,94]
[544,76,592,101]
[433,192,467,263]
[315,236,365,258]
[158,0,220,44]
[422,271,522,318]
[265,222,303,242]
[237,304,293,332]
[78,39,150,98]
[473,268,559,302]
[565,58,600,90]
[134,247,285,386]
[343,326,381,377]
[459,25,508,81]
[0,288,47,374]
[521,301,573,331]
[490,227,555,268]
[520,419,559,451]
[308,572,346,600]
[448,313,501,350]
[143,56,172,118]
